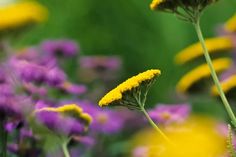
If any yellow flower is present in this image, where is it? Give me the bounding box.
[211,75,236,96]
[224,13,236,33]
[36,104,92,124]
[99,69,161,107]
[175,37,234,65]
[150,0,164,10]
[0,1,48,32]
[130,116,227,157]
[176,58,232,94]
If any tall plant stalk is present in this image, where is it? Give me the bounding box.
[192,14,236,126]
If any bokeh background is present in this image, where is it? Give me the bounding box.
[16,0,236,118]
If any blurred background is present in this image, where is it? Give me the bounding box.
[16,0,236,117]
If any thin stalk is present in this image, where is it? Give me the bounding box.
[0,120,7,157]
[140,105,173,145]
[61,140,70,157]
[193,16,236,126]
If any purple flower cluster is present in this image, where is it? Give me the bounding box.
[41,39,79,57]
[79,55,122,82]
[148,104,190,125]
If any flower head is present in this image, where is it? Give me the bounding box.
[175,37,234,65]
[150,0,218,23]
[0,1,47,33]
[148,104,190,125]
[99,69,161,108]
[176,58,232,94]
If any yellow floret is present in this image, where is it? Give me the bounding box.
[99,69,161,107]
[176,58,232,94]
[211,75,236,96]
[37,104,92,124]
[224,13,236,33]
[150,0,164,10]
[175,37,234,65]
[0,1,48,31]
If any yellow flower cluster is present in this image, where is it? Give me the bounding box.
[150,0,163,10]
[0,1,47,31]
[37,104,92,124]
[176,58,232,93]
[175,37,234,65]
[224,13,236,33]
[211,75,236,96]
[130,116,227,157]
[99,69,161,107]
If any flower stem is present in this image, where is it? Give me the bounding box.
[193,16,236,126]
[0,120,7,157]
[61,140,70,157]
[140,106,173,145]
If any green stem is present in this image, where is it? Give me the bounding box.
[61,140,70,157]
[0,120,7,157]
[193,16,236,126]
[140,106,174,145]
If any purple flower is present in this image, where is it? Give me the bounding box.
[73,136,95,147]
[41,39,79,57]
[13,60,46,83]
[59,82,87,95]
[35,102,91,136]
[148,104,190,125]
[79,101,125,134]
[23,83,47,96]
[80,56,121,71]
[79,56,122,82]
[46,68,67,86]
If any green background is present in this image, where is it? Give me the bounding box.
[18,0,236,118]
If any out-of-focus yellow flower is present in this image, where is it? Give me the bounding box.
[0,1,47,32]
[99,69,161,107]
[176,58,232,93]
[224,13,236,33]
[36,104,92,124]
[130,116,227,157]
[211,75,236,96]
[175,37,234,65]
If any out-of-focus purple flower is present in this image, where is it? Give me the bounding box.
[79,101,125,134]
[59,82,87,95]
[46,68,67,86]
[16,48,58,68]
[0,96,21,118]
[73,136,95,147]
[13,60,46,83]
[148,104,191,125]
[41,39,79,57]
[79,55,122,82]
[0,84,14,96]
[80,56,121,71]
[23,83,47,96]
[35,103,91,136]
